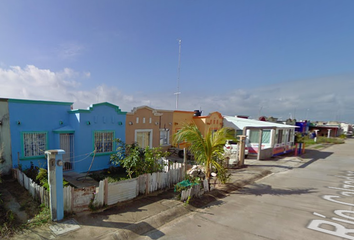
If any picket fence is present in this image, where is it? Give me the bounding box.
[13,168,50,207]
[13,162,185,213]
[180,179,209,202]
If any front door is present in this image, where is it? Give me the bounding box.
[60,133,74,171]
[135,130,152,148]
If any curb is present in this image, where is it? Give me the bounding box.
[97,169,271,240]
[97,204,190,240]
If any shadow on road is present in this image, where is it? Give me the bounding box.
[233,183,317,196]
[67,190,181,239]
[298,149,333,168]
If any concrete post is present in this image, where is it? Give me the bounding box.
[313,130,319,143]
[238,135,246,167]
[45,149,65,222]
[183,148,187,174]
[327,129,332,138]
[257,129,263,160]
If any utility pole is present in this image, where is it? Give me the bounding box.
[174,39,182,109]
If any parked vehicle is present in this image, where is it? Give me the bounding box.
[178,149,193,159]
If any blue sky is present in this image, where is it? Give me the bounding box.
[1,0,354,122]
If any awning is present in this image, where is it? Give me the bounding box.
[53,126,75,133]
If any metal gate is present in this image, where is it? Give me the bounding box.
[60,133,74,171]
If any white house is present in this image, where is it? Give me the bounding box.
[223,116,298,158]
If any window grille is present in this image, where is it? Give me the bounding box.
[94,131,113,153]
[23,132,47,157]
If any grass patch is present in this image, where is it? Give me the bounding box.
[304,136,345,145]
[26,204,51,228]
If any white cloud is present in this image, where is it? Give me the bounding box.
[58,42,85,60]
[0,65,353,123]
[0,65,152,111]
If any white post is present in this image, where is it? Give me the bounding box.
[314,130,319,143]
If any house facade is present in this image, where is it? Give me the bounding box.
[0,99,12,175]
[125,106,173,151]
[223,116,297,157]
[68,102,126,172]
[309,122,340,138]
[2,99,126,173]
[125,108,224,151]
[193,111,223,135]
[8,99,73,171]
[171,110,224,149]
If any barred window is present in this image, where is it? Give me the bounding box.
[23,132,47,157]
[94,131,114,153]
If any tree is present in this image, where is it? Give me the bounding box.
[173,123,235,183]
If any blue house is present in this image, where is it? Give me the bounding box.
[67,102,126,172]
[4,99,126,173]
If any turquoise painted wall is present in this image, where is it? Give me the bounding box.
[8,100,126,173]
[69,103,126,173]
[8,99,72,170]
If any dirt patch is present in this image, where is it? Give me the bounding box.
[2,179,41,218]
[0,177,43,238]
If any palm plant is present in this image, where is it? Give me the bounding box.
[173,123,235,183]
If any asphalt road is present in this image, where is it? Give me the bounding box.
[137,139,354,240]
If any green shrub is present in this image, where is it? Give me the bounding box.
[23,162,39,181]
[339,134,347,139]
[34,168,69,190]
[295,133,305,143]
[110,139,168,179]
[36,168,49,189]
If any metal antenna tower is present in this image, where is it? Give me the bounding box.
[174,39,182,109]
